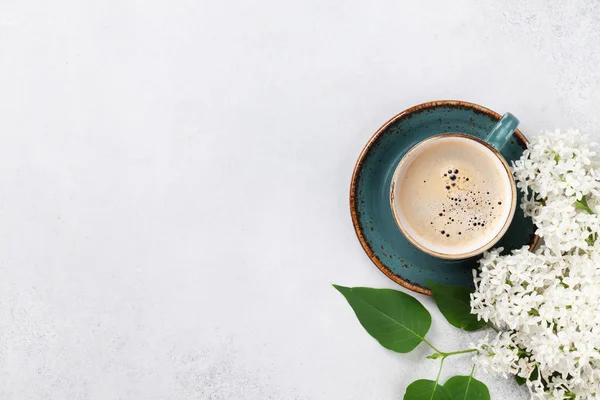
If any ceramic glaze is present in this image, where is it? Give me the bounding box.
[350,101,536,295]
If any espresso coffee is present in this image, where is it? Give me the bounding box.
[391,135,514,256]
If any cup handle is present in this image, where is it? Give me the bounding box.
[485,112,519,151]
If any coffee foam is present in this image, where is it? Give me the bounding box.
[392,136,514,256]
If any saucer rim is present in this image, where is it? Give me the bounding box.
[349,100,540,295]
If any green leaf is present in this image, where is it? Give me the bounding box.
[404,379,452,400]
[444,375,490,400]
[586,231,598,246]
[425,280,486,331]
[332,285,431,353]
[574,195,594,214]
[515,375,526,386]
[530,366,539,381]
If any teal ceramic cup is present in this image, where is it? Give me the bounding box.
[390,113,520,260]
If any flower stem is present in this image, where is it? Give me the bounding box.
[574,195,594,214]
[422,338,443,354]
[435,357,445,384]
[426,347,477,360]
[469,364,476,377]
[487,322,499,332]
[443,348,478,358]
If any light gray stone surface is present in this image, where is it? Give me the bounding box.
[1,0,599,398]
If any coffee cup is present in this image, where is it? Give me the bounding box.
[390,113,519,260]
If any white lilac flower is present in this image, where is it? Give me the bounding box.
[472,129,600,400]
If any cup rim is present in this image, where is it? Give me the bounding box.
[389,133,518,260]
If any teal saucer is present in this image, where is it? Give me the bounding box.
[350,101,537,295]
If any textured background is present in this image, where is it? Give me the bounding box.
[1,0,599,399]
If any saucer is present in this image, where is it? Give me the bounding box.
[350,101,538,295]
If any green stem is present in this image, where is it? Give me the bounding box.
[469,364,476,377]
[426,347,477,361]
[443,348,478,358]
[435,357,445,385]
[574,195,594,214]
[422,338,443,354]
